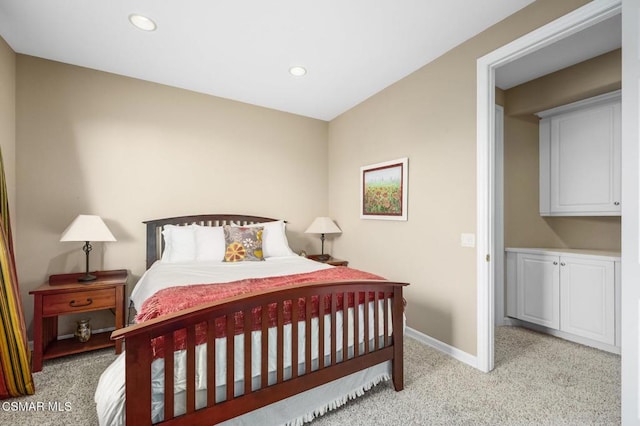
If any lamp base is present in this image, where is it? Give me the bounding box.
[77,273,97,282]
[315,254,331,262]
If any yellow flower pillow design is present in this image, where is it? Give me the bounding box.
[223,225,264,262]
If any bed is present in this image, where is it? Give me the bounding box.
[95,214,408,425]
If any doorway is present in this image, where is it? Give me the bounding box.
[475,0,622,373]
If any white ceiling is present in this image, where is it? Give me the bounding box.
[0,0,536,121]
[495,13,621,90]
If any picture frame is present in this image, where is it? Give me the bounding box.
[360,157,408,221]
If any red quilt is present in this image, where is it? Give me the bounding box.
[136,267,386,358]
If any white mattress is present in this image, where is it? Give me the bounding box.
[96,256,396,425]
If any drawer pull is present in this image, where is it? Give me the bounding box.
[69,298,93,308]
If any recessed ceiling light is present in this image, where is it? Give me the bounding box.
[129,14,157,31]
[289,66,307,77]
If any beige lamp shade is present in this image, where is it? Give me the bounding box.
[60,215,116,282]
[60,215,116,242]
[304,217,341,260]
[304,217,342,235]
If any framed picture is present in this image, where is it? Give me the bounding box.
[360,157,408,221]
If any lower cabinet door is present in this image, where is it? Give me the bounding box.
[516,253,560,329]
[560,257,615,345]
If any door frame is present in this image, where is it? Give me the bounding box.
[475,0,622,373]
[493,104,505,327]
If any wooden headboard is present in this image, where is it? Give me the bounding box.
[144,214,279,269]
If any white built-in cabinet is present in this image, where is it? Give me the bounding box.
[514,252,560,329]
[506,248,620,353]
[537,90,621,216]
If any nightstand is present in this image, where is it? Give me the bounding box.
[30,269,127,372]
[307,254,349,267]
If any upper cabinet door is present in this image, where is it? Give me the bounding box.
[539,91,621,216]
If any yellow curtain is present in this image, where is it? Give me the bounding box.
[0,148,34,398]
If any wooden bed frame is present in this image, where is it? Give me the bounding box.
[111,214,408,425]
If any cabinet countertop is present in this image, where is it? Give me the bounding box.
[505,247,621,261]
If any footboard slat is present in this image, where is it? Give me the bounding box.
[374,291,380,351]
[364,291,370,354]
[260,304,268,389]
[354,291,360,358]
[318,297,325,370]
[164,332,175,421]
[243,309,252,395]
[304,296,312,374]
[342,292,348,362]
[276,302,284,383]
[384,294,390,347]
[226,316,235,402]
[206,319,216,406]
[112,280,408,426]
[186,326,196,414]
[330,294,337,365]
[291,298,299,379]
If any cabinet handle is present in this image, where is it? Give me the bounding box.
[560,262,566,266]
[553,261,558,265]
[70,298,93,308]
[614,201,620,206]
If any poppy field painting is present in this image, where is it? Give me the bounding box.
[360,158,408,221]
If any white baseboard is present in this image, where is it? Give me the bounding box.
[506,318,620,355]
[501,317,519,326]
[405,326,478,369]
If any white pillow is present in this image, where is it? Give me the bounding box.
[161,225,197,263]
[194,225,225,262]
[232,220,295,257]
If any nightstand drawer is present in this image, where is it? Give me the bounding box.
[42,288,115,316]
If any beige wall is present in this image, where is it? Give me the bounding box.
[0,37,16,234]
[16,56,329,335]
[504,49,621,251]
[327,0,591,355]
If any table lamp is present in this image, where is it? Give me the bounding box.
[304,217,342,261]
[60,215,116,282]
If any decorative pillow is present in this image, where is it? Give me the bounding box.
[194,225,225,262]
[223,225,264,262]
[231,220,295,258]
[161,225,197,263]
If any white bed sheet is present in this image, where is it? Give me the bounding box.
[130,255,333,310]
[96,255,396,425]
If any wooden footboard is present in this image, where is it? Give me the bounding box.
[111,279,407,425]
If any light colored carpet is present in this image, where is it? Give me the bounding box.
[313,326,620,425]
[3,326,620,425]
[2,347,117,425]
